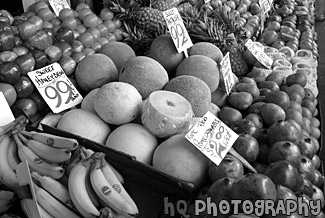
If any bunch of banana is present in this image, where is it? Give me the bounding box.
[0,190,15,215]
[68,152,139,218]
[12,130,79,180]
[20,180,81,218]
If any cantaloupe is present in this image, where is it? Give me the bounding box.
[176,55,220,92]
[56,109,111,144]
[189,42,224,63]
[75,53,118,93]
[98,42,136,72]
[148,34,185,75]
[164,75,211,117]
[119,56,169,99]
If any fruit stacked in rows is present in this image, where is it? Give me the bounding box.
[259,0,318,58]
[0,2,124,120]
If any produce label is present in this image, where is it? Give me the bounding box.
[245,39,273,69]
[16,161,42,218]
[48,0,71,17]
[0,92,15,126]
[220,52,235,95]
[163,7,193,53]
[185,111,239,166]
[28,63,83,114]
[259,0,271,13]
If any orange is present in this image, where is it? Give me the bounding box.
[37,8,55,21]
[100,8,114,21]
[266,21,281,32]
[103,20,116,33]
[262,30,278,46]
[83,13,99,28]
[58,8,74,21]
[75,3,90,11]
[78,8,92,20]
[78,32,95,48]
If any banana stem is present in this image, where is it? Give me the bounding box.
[0,121,18,136]
[13,134,24,149]
[17,132,28,145]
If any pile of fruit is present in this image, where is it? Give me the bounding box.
[0,0,323,217]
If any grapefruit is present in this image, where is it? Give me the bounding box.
[56,108,111,144]
[94,82,142,125]
[75,53,118,93]
[105,123,158,164]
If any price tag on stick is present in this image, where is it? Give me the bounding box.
[28,63,83,114]
[0,92,15,126]
[245,39,273,69]
[259,0,271,13]
[220,52,235,95]
[48,0,71,17]
[185,112,257,172]
[185,111,239,166]
[16,161,42,218]
[163,7,193,55]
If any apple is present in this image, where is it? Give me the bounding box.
[44,45,62,64]
[59,56,76,76]
[30,49,48,70]
[55,26,75,45]
[29,91,47,111]
[13,98,38,118]
[12,45,29,56]
[0,22,15,51]
[28,29,52,51]
[13,75,35,98]
[0,62,21,84]
[54,41,73,57]
[14,53,35,76]
[17,21,37,41]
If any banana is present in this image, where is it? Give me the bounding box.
[0,135,19,189]
[0,204,12,214]
[68,158,100,218]
[13,134,65,180]
[31,172,72,205]
[83,148,124,184]
[0,190,15,207]
[20,130,78,150]
[21,198,54,218]
[0,115,27,137]
[38,203,55,218]
[99,155,138,214]
[89,157,138,218]
[33,183,81,218]
[17,133,72,164]
[7,138,20,171]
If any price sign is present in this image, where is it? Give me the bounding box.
[16,161,42,218]
[245,39,273,69]
[259,0,271,13]
[0,92,15,126]
[28,63,83,114]
[220,53,235,95]
[185,111,239,166]
[163,7,193,54]
[48,0,70,16]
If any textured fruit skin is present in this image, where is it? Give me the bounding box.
[229,46,249,76]
[151,0,171,11]
[134,7,166,33]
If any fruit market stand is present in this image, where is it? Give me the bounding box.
[0,0,324,217]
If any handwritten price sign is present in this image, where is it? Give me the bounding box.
[259,0,271,13]
[185,111,239,166]
[220,52,235,95]
[28,63,83,113]
[163,7,193,53]
[245,39,273,69]
[48,0,70,16]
